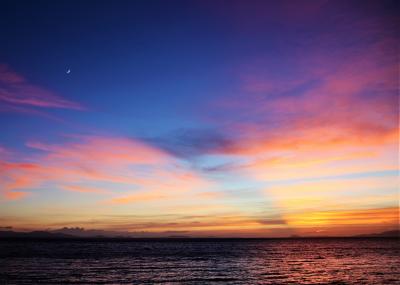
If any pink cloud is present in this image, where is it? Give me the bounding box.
[207,35,398,156]
[62,185,110,194]
[0,135,213,202]
[109,192,169,204]
[0,64,24,84]
[0,64,83,111]
[4,191,29,200]
[26,136,168,166]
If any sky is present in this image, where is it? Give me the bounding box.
[0,0,398,237]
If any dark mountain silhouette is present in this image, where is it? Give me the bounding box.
[51,227,131,238]
[0,228,398,240]
[354,230,399,238]
[0,230,74,239]
[51,227,189,238]
[0,228,191,239]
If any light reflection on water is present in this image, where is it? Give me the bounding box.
[0,238,399,284]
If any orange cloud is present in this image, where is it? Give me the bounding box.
[262,175,398,232]
[0,137,169,197]
[59,213,284,233]
[62,185,110,194]
[284,207,399,228]
[4,191,29,200]
[109,192,170,204]
[0,136,212,202]
[265,176,398,210]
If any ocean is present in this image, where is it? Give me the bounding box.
[0,238,399,284]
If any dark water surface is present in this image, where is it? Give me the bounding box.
[0,238,399,284]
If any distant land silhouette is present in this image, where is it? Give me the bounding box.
[0,227,191,239]
[0,230,73,239]
[354,230,400,238]
[0,228,398,240]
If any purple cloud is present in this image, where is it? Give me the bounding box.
[0,64,83,111]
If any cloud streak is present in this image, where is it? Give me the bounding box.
[197,13,398,189]
[0,135,217,211]
[0,64,83,111]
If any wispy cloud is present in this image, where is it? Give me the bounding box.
[0,135,217,207]
[0,64,83,111]
[62,185,110,194]
[211,48,397,155]
[284,207,399,228]
[199,16,398,187]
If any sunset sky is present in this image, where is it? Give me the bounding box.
[0,0,398,237]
